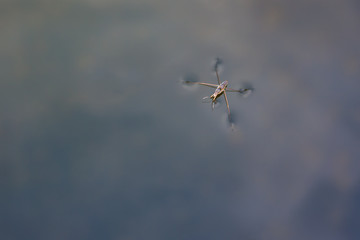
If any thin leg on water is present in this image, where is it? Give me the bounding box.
[184,81,218,88]
[223,90,231,118]
[215,69,221,85]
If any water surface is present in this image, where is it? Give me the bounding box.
[1,0,360,239]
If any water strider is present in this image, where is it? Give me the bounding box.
[182,58,252,126]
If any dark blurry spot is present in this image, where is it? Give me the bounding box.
[179,73,200,90]
[228,112,237,126]
[179,73,198,84]
[212,57,223,72]
[238,83,255,98]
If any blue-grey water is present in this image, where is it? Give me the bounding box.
[1,1,360,239]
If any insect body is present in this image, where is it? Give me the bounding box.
[210,81,228,101]
[203,80,229,110]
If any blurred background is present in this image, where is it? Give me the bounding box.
[1,0,360,239]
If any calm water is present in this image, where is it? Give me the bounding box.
[1,0,360,239]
